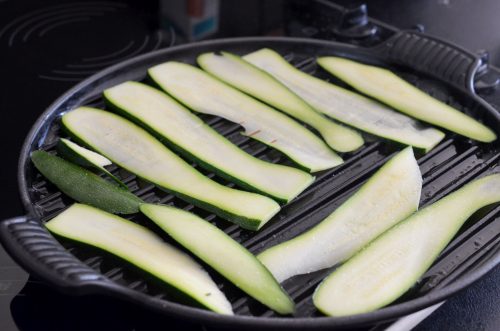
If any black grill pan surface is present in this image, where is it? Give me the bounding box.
[1,32,499,329]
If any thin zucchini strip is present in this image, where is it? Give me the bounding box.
[140,204,295,314]
[317,56,497,143]
[31,151,142,214]
[244,49,445,152]
[104,81,314,203]
[59,138,111,167]
[258,147,422,282]
[197,51,364,152]
[313,174,500,316]
[46,204,233,315]
[62,107,280,231]
[148,61,343,172]
[57,138,127,188]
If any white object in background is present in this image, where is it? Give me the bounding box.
[160,0,220,41]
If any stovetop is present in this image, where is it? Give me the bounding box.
[1,1,499,330]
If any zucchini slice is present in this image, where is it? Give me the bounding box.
[104,81,313,203]
[140,204,295,314]
[317,56,497,143]
[57,138,127,188]
[46,203,233,315]
[243,49,445,152]
[62,107,280,231]
[148,61,343,172]
[313,173,500,317]
[59,138,111,167]
[197,51,364,153]
[31,151,142,214]
[257,147,422,283]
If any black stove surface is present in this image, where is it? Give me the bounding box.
[1,1,499,330]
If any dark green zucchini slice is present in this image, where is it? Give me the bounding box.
[31,150,142,214]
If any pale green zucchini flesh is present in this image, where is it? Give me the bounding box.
[62,107,280,231]
[197,51,364,153]
[140,204,295,314]
[57,138,127,188]
[103,81,313,203]
[257,146,422,283]
[148,61,343,172]
[313,174,500,317]
[59,138,111,166]
[243,49,445,152]
[317,56,497,143]
[46,203,233,315]
[31,150,142,214]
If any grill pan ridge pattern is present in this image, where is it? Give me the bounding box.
[0,34,499,329]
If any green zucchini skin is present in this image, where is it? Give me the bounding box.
[103,81,314,204]
[31,151,142,214]
[317,56,497,143]
[148,61,344,173]
[243,49,445,153]
[58,138,111,167]
[61,107,280,231]
[46,204,233,315]
[197,51,364,153]
[57,138,127,188]
[140,204,295,314]
[257,146,422,282]
[313,173,500,317]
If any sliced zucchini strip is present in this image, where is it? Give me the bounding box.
[197,51,364,152]
[244,49,445,152]
[148,61,343,172]
[258,147,422,282]
[46,203,233,315]
[31,150,142,214]
[62,107,280,231]
[57,138,126,188]
[104,81,313,203]
[317,56,496,143]
[59,138,111,166]
[140,204,295,314]
[313,174,500,316]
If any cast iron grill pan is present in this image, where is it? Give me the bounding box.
[1,32,499,329]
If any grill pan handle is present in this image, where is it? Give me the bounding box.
[0,216,107,293]
[373,30,483,93]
